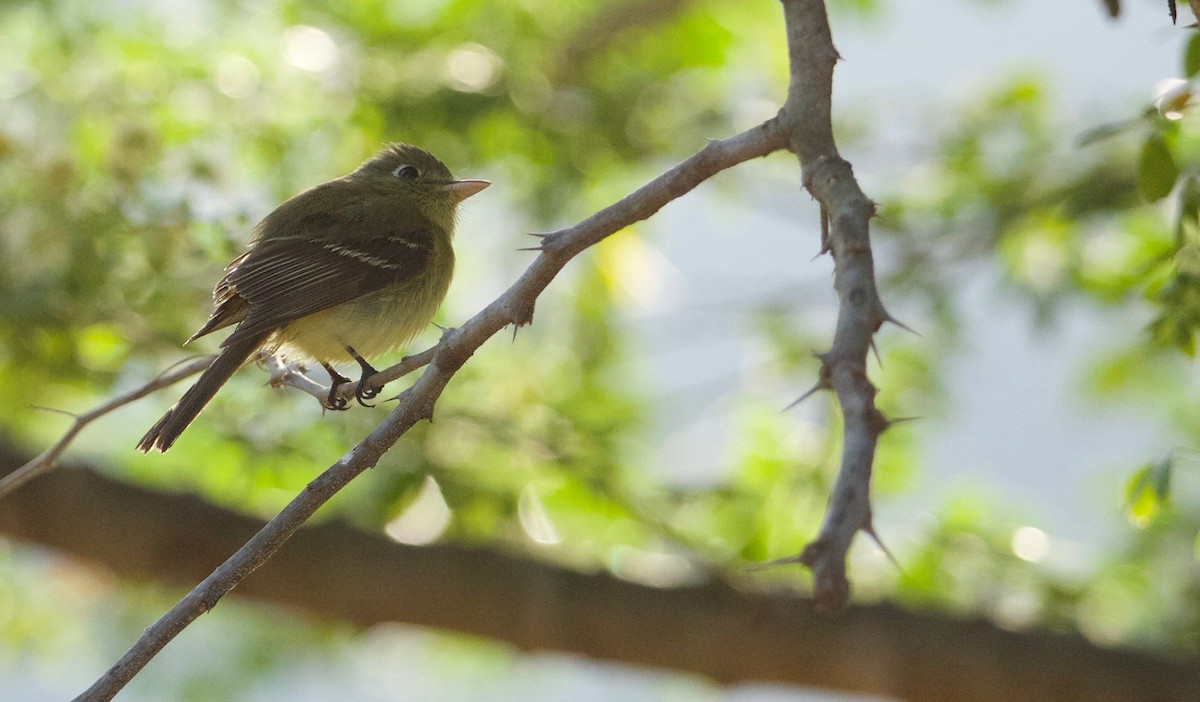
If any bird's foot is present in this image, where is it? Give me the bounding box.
[355,377,380,407]
[347,345,382,408]
[321,363,352,411]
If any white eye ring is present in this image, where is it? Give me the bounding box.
[393,164,420,179]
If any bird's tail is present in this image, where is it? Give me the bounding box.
[137,334,266,453]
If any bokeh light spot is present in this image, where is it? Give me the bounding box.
[1011,525,1049,562]
[215,55,260,98]
[445,43,502,92]
[385,476,451,545]
[282,25,339,73]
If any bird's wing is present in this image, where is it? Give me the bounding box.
[201,196,437,347]
[186,251,253,342]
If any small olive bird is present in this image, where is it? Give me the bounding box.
[138,144,489,452]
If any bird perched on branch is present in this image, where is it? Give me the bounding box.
[138,143,490,452]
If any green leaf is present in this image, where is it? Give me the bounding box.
[1124,464,1161,526]
[1186,33,1200,77]
[1123,458,1175,528]
[1139,134,1179,202]
[1125,464,1151,504]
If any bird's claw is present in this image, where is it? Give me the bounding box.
[321,362,353,411]
[355,380,379,408]
[324,385,351,411]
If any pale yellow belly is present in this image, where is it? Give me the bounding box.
[271,277,447,365]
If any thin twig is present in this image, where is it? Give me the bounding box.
[260,354,328,401]
[71,120,787,702]
[0,356,215,500]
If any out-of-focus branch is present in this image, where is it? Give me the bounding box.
[5,453,1198,702]
[551,0,696,82]
[0,341,434,502]
[0,355,214,500]
[71,121,788,702]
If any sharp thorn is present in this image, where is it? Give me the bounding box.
[384,388,412,404]
[863,521,903,573]
[745,554,807,572]
[883,313,920,336]
[783,382,825,412]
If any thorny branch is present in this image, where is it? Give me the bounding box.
[66,0,891,697]
[772,0,891,611]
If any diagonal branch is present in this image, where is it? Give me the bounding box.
[776,0,889,611]
[72,120,788,702]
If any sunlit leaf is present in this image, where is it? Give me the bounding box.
[1123,464,1161,526]
[1123,457,1173,530]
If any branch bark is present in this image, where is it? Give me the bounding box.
[4,452,1197,702]
[772,0,891,610]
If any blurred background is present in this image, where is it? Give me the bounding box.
[1,0,1199,699]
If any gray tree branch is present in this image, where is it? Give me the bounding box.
[775,0,889,610]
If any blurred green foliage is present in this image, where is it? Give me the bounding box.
[863,28,1200,656]
[3,0,1200,697]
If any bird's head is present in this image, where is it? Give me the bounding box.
[353,143,490,229]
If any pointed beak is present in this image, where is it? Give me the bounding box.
[442,179,491,202]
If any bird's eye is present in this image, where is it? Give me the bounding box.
[393,165,420,179]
